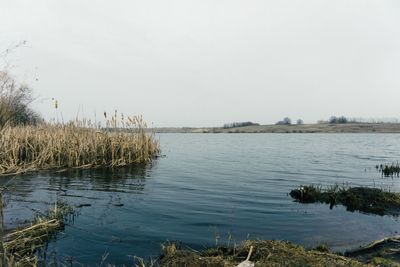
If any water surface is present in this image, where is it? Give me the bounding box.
[2,134,400,265]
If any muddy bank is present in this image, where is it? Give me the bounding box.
[0,202,75,266]
[346,236,400,266]
[290,185,400,216]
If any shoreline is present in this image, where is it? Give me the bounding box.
[160,238,400,266]
[152,123,400,134]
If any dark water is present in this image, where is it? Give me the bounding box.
[2,134,400,265]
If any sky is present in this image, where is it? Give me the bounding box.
[1,0,400,127]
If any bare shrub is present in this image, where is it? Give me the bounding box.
[0,71,41,127]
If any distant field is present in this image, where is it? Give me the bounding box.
[153,123,400,133]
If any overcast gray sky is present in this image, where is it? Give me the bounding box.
[1,0,400,127]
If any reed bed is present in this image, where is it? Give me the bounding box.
[0,114,160,175]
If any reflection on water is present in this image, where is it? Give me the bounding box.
[2,134,400,265]
[1,165,151,231]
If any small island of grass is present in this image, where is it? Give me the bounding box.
[290,185,400,216]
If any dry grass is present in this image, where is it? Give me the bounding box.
[159,240,367,267]
[0,114,160,175]
[2,219,61,266]
[1,202,74,267]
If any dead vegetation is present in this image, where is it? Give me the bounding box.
[0,114,160,176]
[159,240,366,267]
[0,202,74,266]
[0,69,160,175]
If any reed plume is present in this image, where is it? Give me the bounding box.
[0,115,160,175]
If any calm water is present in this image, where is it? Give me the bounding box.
[2,134,400,265]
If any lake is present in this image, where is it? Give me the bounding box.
[2,133,400,265]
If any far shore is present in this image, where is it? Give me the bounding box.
[152,123,400,134]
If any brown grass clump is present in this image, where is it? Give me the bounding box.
[1,202,74,266]
[2,219,61,265]
[0,114,160,175]
[159,240,367,267]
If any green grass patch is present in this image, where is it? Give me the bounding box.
[290,185,400,216]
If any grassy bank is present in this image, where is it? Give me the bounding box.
[159,240,366,267]
[0,116,160,175]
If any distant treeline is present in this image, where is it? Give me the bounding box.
[275,117,302,125]
[328,116,349,124]
[319,116,400,124]
[223,121,260,128]
[275,116,352,125]
[223,116,400,129]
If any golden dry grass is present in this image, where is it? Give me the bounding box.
[0,114,160,175]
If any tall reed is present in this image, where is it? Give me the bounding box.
[0,114,160,175]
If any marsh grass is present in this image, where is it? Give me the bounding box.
[290,185,400,216]
[376,163,400,177]
[0,114,160,175]
[1,202,74,266]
